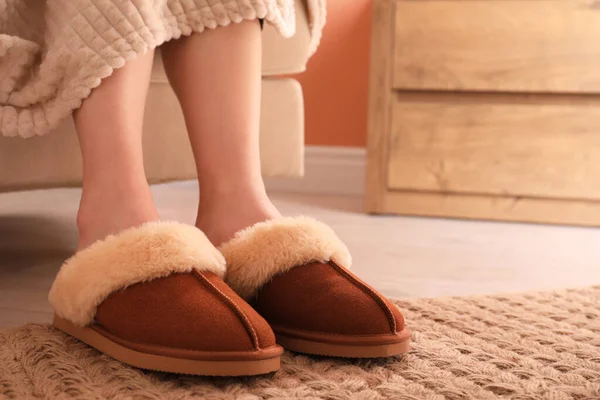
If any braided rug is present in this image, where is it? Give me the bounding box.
[1,287,599,399]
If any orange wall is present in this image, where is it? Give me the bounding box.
[297,0,372,147]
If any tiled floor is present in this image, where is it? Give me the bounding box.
[2,181,600,329]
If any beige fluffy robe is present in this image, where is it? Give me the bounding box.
[0,0,325,138]
[49,221,226,327]
[221,217,352,300]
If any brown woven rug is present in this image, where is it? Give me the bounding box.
[2,287,600,400]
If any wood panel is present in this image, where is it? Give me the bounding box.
[381,190,600,227]
[388,93,600,201]
[366,0,397,212]
[394,0,600,93]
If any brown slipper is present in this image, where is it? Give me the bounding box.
[220,217,411,358]
[49,221,283,376]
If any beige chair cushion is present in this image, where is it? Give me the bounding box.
[0,1,310,192]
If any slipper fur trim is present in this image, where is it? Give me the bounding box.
[49,221,225,327]
[221,217,351,300]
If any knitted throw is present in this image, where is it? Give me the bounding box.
[0,0,325,138]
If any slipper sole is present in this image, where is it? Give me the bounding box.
[275,329,411,358]
[54,315,282,376]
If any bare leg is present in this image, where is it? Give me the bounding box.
[74,51,159,250]
[161,21,279,246]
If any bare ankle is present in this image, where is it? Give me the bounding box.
[196,191,280,247]
[76,184,159,250]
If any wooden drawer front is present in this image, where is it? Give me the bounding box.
[394,1,600,93]
[388,94,600,201]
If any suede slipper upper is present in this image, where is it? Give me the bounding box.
[221,216,411,358]
[49,221,282,376]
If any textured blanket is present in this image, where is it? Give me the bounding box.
[0,0,325,138]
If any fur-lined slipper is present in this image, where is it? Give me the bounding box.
[220,217,411,358]
[49,221,283,376]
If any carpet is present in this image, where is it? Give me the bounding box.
[1,287,600,400]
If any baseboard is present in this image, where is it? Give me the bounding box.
[265,146,366,197]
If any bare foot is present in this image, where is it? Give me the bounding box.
[76,180,160,251]
[196,188,280,247]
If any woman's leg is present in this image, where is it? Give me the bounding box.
[161,21,280,246]
[74,51,159,250]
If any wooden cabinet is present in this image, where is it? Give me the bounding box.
[366,0,600,226]
[393,1,600,93]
